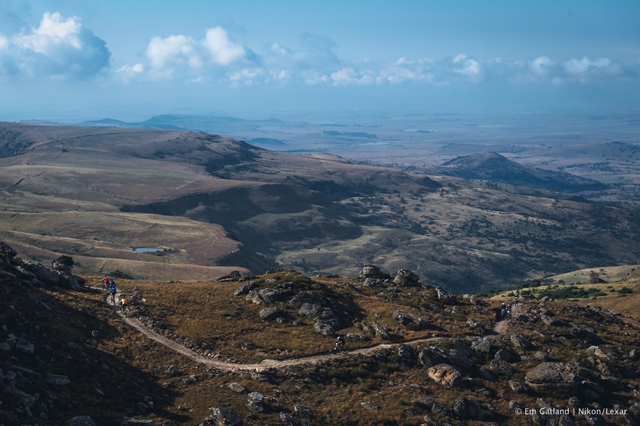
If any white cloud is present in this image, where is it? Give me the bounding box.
[0,11,110,79]
[561,57,623,83]
[454,58,482,81]
[202,27,245,66]
[528,56,556,79]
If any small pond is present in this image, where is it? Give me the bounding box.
[133,247,164,253]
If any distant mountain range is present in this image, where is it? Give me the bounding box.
[78,114,282,134]
[430,152,608,193]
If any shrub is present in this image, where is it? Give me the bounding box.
[619,287,634,295]
[54,255,74,267]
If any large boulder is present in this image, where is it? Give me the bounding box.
[371,321,390,340]
[511,334,536,350]
[298,303,320,317]
[427,364,463,388]
[393,269,420,286]
[489,359,514,378]
[313,322,335,336]
[234,281,257,296]
[525,362,579,396]
[259,307,282,322]
[210,407,243,426]
[452,398,482,420]
[418,347,450,368]
[435,286,455,302]
[288,291,322,307]
[358,265,390,280]
[392,310,428,329]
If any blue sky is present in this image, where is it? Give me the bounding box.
[1,0,639,120]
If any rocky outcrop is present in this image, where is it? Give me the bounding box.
[525,362,579,396]
[511,334,536,350]
[452,398,482,419]
[427,364,463,388]
[209,407,243,425]
[313,322,335,336]
[288,291,322,307]
[392,269,420,286]
[358,265,390,280]
[418,347,450,368]
[259,307,283,322]
[372,321,390,340]
[234,281,257,296]
[489,359,514,378]
[435,286,455,302]
[392,310,428,329]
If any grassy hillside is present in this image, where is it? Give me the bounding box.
[3,122,640,293]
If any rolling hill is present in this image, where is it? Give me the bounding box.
[2,122,640,293]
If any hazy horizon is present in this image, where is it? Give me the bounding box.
[1,1,639,122]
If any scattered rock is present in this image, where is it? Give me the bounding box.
[509,380,528,394]
[210,407,243,425]
[358,265,390,280]
[45,373,70,385]
[398,344,417,360]
[489,359,514,378]
[345,333,368,342]
[67,416,96,426]
[393,269,420,286]
[279,412,310,426]
[372,321,390,340]
[510,334,536,350]
[533,351,550,361]
[360,401,379,410]
[234,281,257,296]
[218,271,243,282]
[452,398,482,419]
[228,382,245,393]
[167,365,180,377]
[298,303,321,317]
[471,337,491,353]
[525,362,579,396]
[15,337,35,354]
[313,321,335,336]
[435,286,455,302]
[259,307,283,322]
[392,310,428,329]
[418,347,450,368]
[494,347,514,362]
[294,406,312,418]
[427,364,463,388]
[288,291,321,307]
[585,346,610,360]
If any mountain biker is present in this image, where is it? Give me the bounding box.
[120,298,128,316]
[108,279,117,304]
[102,275,110,290]
[333,335,345,352]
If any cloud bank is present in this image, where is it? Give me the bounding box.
[0,11,636,90]
[0,12,110,79]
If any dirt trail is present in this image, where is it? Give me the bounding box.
[100,287,514,372]
[492,302,521,335]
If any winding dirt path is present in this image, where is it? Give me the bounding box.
[101,287,514,372]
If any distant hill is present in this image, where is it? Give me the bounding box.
[432,152,608,192]
[2,122,640,293]
[78,113,283,134]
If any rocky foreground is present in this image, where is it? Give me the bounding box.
[1,241,640,425]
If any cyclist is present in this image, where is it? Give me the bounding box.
[108,279,117,305]
[333,335,345,352]
[120,298,128,317]
[102,275,110,290]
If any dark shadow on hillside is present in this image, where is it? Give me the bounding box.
[0,277,192,425]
